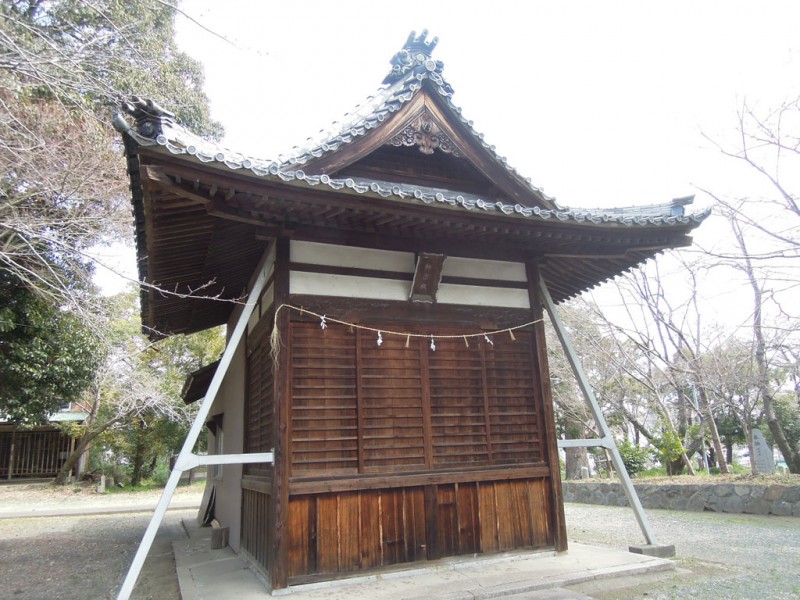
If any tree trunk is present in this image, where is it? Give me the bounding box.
[697,384,730,473]
[746,429,757,475]
[54,412,130,485]
[651,393,696,475]
[564,418,591,479]
[130,420,147,487]
[733,221,800,474]
[55,433,93,485]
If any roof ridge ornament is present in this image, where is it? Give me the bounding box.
[383,29,444,85]
[119,96,177,140]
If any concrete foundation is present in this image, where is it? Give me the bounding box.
[628,544,676,558]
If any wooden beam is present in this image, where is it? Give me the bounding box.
[269,236,291,590]
[526,262,568,552]
[142,165,267,227]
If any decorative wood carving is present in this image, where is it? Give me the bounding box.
[389,112,463,157]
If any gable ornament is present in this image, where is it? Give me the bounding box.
[389,112,463,156]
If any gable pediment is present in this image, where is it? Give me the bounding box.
[300,91,552,209]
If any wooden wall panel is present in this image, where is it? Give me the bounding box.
[359,334,426,472]
[359,491,382,569]
[241,488,270,572]
[428,339,489,467]
[316,494,339,574]
[245,320,274,478]
[529,478,553,547]
[437,484,458,557]
[279,316,559,582]
[287,495,315,578]
[510,479,534,548]
[478,482,499,553]
[456,482,480,555]
[484,332,541,465]
[494,480,516,551]
[290,324,358,475]
[380,489,406,565]
[338,492,362,571]
[404,487,428,562]
[287,323,547,477]
[285,478,552,580]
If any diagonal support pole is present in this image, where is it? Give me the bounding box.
[117,256,273,600]
[538,275,658,546]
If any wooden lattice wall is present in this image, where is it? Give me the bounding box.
[0,428,74,479]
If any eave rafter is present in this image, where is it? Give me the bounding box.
[138,155,691,259]
[141,164,267,227]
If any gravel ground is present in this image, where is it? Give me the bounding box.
[0,482,203,600]
[1,483,799,599]
[0,480,203,511]
[0,509,194,600]
[564,503,800,599]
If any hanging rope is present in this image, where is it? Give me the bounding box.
[269,303,543,367]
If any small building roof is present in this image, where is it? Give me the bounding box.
[115,31,708,338]
[48,411,90,423]
[181,359,220,405]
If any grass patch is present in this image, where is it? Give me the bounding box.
[103,480,205,494]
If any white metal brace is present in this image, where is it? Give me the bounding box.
[117,257,274,600]
[539,275,658,546]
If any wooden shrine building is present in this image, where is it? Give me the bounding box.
[116,31,707,591]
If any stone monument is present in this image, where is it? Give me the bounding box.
[752,429,775,474]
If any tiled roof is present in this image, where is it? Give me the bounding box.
[114,98,709,229]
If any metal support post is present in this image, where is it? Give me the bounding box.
[538,275,658,546]
[117,256,273,600]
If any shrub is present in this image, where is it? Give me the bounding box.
[617,440,650,476]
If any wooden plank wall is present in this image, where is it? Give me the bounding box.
[244,316,275,478]
[236,243,563,585]
[287,477,553,581]
[240,261,276,571]
[241,487,271,573]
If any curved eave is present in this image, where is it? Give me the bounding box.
[122,127,709,230]
[121,131,707,338]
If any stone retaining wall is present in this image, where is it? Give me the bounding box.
[562,481,800,517]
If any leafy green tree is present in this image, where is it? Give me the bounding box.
[57,288,225,485]
[1,0,221,427]
[653,427,687,475]
[122,323,225,486]
[763,394,800,464]
[0,267,103,424]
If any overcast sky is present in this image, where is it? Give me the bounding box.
[99,2,800,329]
[174,1,799,213]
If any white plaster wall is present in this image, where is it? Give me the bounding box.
[437,283,530,308]
[290,271,410,300]
[201,244,275,554]
[441,256,527,281]
[291,240,415,272]
[289,240,530,308]
[206,339,246,552]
